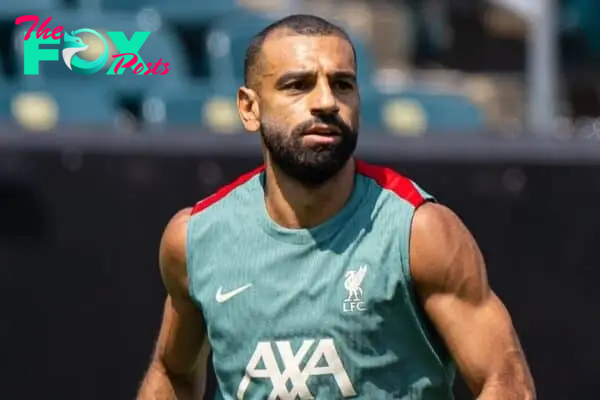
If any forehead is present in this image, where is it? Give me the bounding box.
[260,34,355,76]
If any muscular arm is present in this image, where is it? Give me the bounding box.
[410,203,535,399]
[138,208,208,400]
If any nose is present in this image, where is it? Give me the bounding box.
[309,80,339,116]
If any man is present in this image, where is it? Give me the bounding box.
[138,14,535,399]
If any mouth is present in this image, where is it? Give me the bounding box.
[302,125,341,137]
[302,125,342,145]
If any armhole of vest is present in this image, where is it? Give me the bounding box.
[185,213,201,309]
[400,199,453,382]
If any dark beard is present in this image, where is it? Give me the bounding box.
[260,115,358,187]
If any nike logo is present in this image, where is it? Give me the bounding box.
[215,284,252,303]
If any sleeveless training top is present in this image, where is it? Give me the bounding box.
[186,160,456,399]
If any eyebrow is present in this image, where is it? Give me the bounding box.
[275,70,357,87]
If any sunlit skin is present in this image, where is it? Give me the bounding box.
[251,34,359,141]
[237,32,361,228]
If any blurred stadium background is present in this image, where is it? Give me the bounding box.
[1,0,599,399]
[6,0,600,135]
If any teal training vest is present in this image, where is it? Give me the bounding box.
[187,160,455,399]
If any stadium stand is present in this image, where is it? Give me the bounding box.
[99,0,238,22]
[383,88,485,135]
[0,1,489,134]
[142,10,399,134]
[143,84,241,134]
[0,0,58,16]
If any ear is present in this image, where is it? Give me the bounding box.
[237,87,260,133]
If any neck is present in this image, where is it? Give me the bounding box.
[263,159,356,229]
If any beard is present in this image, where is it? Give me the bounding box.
[260,114,358,187]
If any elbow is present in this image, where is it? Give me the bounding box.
[524,383,537,400]
[476,377,536,400]
[514,385,536,400]
[478,351,536,399]
[155,355,196,385]
[519,364,537,400]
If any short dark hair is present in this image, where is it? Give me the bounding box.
[243,14,356,88]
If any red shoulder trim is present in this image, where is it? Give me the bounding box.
[190,165,265,216]
[355,159,425,207]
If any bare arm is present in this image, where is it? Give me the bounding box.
[410,203,535,399]
[138,208,208,400]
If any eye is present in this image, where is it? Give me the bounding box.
[333,81,354,91]
[284,81,311,91]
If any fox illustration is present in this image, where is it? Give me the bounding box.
[61,31,89,70]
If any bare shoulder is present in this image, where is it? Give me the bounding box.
[159,207,192,299]
[409,202,487,299]
[410,202,469,259]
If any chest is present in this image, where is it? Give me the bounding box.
[194,233,405,342]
